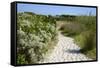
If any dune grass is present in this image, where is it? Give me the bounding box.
[74,30,96,59]
[58,16,97,59]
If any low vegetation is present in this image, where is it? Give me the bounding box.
[57,15,96,59]
[17,12,97,64]
[17,12,58,64]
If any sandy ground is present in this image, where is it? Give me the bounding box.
[39,32,92,63]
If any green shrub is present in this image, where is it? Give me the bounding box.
[75,30,96,59]
[17,54,28,64]
[86,48,96,59]
[17,12,58,64]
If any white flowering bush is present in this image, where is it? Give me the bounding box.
[17,12,58,64]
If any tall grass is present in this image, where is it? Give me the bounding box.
[74,16,96,59]
[58,15,96,59]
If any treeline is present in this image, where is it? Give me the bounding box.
[54,15,76,21]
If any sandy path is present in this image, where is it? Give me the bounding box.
[39,32,92,63]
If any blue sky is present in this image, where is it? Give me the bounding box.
[17,3,96,16]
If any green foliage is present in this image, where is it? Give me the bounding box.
[17,54,28,64]
[74,16,96,59]
[75,31,96,50]
[58,15,96,59]
[17,12,58,64]
[86,48,96,59]
[74,30,96,59]
[75,16,96,30]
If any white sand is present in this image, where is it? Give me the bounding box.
[39,32,92,63]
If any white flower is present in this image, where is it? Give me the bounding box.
[19,39,25,45]
[17,30,25,37]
